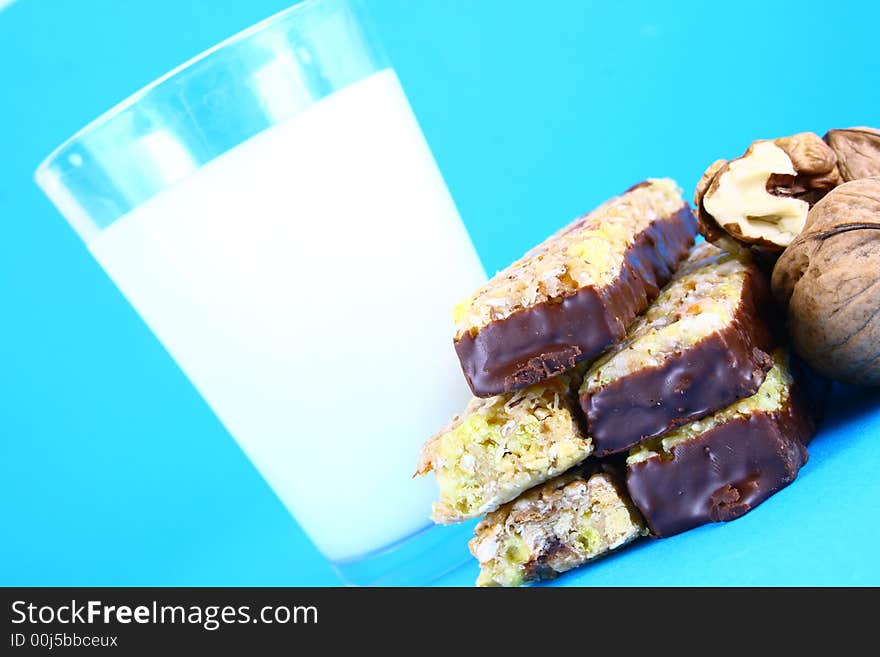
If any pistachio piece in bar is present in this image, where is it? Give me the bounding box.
[469,469,645,587]
[417,372,592,524]
[453,179,697,397]
[626,350,813,538]
[579,242,775,456]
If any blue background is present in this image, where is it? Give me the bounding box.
[2,0,878,586]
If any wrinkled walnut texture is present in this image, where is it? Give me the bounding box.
[771,178,880,385]
[824,127,880,182]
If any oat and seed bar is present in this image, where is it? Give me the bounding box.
[469,468,645,586]
[416,373,591,524]
[453,179,697,398]
[579,242,775,455]
[626,350,813,538]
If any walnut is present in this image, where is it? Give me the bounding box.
[771,178,880,385]
[693,158,748,253]
[773,132,842,203]
[824,127,880,182]
[694,133,839,251]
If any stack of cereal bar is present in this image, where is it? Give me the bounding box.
[416,179,814,586]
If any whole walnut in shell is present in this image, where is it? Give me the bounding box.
[771,178,880,385]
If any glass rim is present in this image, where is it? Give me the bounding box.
[34,0,331,180]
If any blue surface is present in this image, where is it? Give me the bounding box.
[1,0,878,586]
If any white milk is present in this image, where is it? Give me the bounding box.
[88,70,486,561]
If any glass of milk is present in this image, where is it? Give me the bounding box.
[34,0,486,585]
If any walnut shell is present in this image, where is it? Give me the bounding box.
[771,178,880,385]
[824,127,880,182]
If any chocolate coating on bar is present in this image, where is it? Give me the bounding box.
[581,264,775,456]
[455,205,697,397]
[626,395,812,538]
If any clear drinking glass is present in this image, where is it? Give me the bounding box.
[35,0,486,585]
